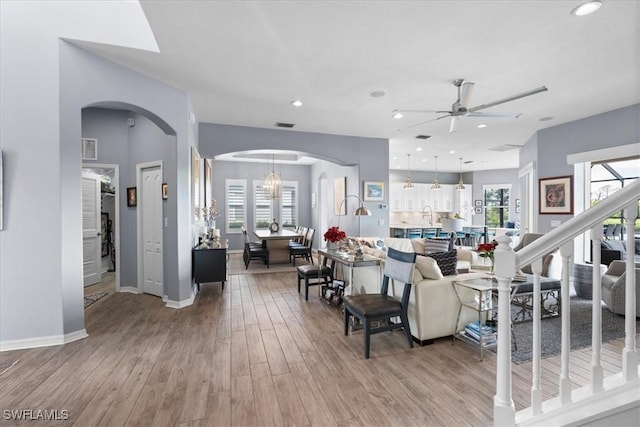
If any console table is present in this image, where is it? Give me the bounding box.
[192,247,227,291]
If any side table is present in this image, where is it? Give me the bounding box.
[452,277,497,361]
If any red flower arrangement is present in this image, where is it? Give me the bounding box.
[324,226,346,243]
[477,240,498,271]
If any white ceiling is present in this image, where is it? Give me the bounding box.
[72,0,639,173]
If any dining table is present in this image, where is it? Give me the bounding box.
[253,229,304,264]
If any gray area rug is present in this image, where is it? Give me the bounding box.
[84,291,108,309]
[510,296,638,364]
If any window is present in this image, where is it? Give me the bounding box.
[484,185,510,227]
[281,181,298,228]
[254,180,273,229]
[225,179,246,233]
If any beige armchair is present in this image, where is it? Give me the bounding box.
[601,260,640,316]
[513,233,560,279]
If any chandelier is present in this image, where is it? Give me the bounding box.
[263,153,281,199]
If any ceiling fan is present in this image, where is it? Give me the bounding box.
[394,79,548,133]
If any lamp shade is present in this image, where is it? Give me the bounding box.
[442,218,463,233]
[354,206,372,216]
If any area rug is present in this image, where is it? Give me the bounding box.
[510,296,638,364]
[84,291,108,309]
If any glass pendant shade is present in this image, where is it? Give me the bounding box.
[403,154,414,189]
[431,155,441,190]
[455,157,465,191]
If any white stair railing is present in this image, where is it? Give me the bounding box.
[492,180,640,426]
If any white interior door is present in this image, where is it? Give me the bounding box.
[82,173,102,286]
[142,166,163,297]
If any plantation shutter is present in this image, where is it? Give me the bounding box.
[254,181,273,229]
[281,182,298,228]
[225,179,246,233]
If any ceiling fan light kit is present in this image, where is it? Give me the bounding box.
[571,1,603,16]
[395,79,548,133]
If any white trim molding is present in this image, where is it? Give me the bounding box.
[1,329,88,352]
[165,293,195,309]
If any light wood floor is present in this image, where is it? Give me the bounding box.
[0,272,634,426]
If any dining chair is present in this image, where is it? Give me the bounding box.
[342,247,417,359]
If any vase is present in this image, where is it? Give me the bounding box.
[327,241,338,250]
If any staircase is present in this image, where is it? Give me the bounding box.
[492,180,640,426]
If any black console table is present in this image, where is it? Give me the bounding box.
[192,247,227,291]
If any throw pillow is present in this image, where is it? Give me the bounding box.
[428,249,458,276]
[374,238,387,252]
[423,238,452,254]
[415,255,444,280]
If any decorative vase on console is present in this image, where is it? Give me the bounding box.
[477,241,497,274]
[324,226,346,251]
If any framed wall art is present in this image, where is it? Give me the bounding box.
[126,187,137,207]
[474,199,482,207]
[539,175,573,214]
[334,177,346,215]
[162,183,168,200]
[363,181,384,202]
[474,207,482,214]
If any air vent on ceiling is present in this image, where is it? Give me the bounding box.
[275,122,295,128]
[463,160,474,164]
[415,134,431,139]
[489,144,523,152]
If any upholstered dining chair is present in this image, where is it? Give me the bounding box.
[296,253,334,301]
[342,247,417,359]
[242,228,269,269]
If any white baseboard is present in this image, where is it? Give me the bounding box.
[0,328,88,352]
[119,286,140,294]
[165,292,195,309]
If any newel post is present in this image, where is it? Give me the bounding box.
[493,235,517,426]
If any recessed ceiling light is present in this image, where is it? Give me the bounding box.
[449,150,456,154]
[477,124,487,128]
[291,100,303,107]
[571,1,603,16]
[421,158,427,162]
[370,90,386,98]
[392,156,398,160]
[416,147,423,152]
[392,112,403,119]
[539,116,554,121]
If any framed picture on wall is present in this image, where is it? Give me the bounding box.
[515,206,521,214]
[474,207,482,214]
[363,181,384,201]
[474,199,482,207]
[162,183,168,200]
[539,175,573,214]
[127,187,137,207]
[334,177,346,215]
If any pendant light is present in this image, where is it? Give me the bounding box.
[263,153,281,199]
[455,157,466,191]
[431,155,441,190]
[403,154,414,190]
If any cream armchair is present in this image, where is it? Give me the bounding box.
[601,260,640,316]
[513,233,561,279]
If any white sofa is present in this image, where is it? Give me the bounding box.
[342,237,487,344]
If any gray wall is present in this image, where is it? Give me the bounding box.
[211,160,312,251]
[470,169,520,226]
[0,0,195,348]
[82,108,177,289]
[522,103,640,233]
[199,123,389,243]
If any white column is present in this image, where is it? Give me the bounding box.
[530,257,543,415]
[559,240,573,404]
[493,236,516,426]
[622,203,638,381]
[590,226,604,393]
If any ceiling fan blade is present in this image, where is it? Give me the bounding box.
[398,114,450,131]
[449,116,459,133]
[468,85,548,112]
[465,111,522,119]
[393,109,447,114]
[459,81,474,107]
